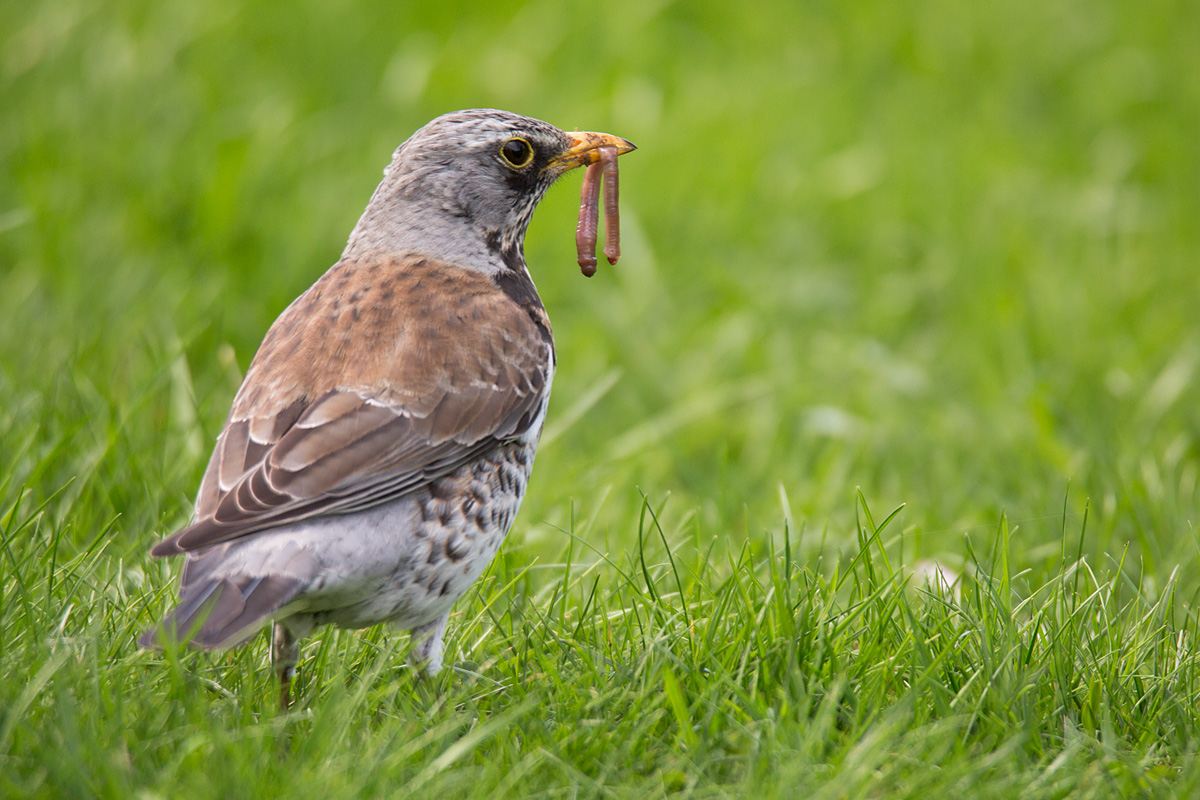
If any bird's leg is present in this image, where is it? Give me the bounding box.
[408,613,450,677]
[272,622,300,712]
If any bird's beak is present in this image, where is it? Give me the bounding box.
[547,131,637,174]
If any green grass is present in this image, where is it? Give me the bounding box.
[3,0,1200,796]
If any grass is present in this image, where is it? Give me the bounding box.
[2,0,1200,796]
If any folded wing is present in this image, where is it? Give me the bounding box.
[150,255,553,557]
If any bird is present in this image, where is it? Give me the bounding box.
[139,109,635,710]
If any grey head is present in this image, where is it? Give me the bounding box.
[343,109,634,274]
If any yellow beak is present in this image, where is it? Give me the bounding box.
[547,131,637,174]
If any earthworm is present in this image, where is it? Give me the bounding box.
[576,161,602,277]
[575,146,625,277]
[599,146,621,265]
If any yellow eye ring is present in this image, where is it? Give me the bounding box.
[500,137,534,168]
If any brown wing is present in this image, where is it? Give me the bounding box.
[150,254,552,557]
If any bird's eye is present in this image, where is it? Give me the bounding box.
[500,137,534,168]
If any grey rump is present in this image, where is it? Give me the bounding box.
[139,109,634,705]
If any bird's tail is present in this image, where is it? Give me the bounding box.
[139,574,306,651]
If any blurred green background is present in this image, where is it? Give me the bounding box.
[3,0,1197,571]
[5,0,1200,795]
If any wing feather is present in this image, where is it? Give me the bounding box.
[150,255,552,558]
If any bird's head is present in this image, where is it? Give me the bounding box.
[344,109,635,272]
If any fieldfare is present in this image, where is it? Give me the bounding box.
[140,109,635,709]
